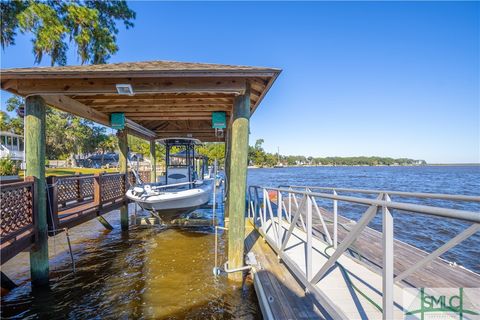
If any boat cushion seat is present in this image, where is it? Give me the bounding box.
[168,173,187,180]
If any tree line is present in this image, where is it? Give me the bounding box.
[247,139,426,167]
[1,101,425,168]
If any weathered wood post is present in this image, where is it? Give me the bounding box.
[227,84,250,282]
[46,176,59,234]
[25,96,49,286]
[117,130,129,231]
[150,139,156,183]
[224,124,232,224]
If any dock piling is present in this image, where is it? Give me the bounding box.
[150,139,156,183]
[117,130,129,231]
[226,84,250,282]
[26,95,49,287]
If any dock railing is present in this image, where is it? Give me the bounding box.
[1,177,38,264]
[247,185,480,319]
[47,172,128,232]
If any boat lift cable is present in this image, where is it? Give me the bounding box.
[45,181,76,275]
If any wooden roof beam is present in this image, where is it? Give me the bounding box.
[71,93,237,100]
[93,106,231,113]
[77,97,234,104]
[16,78,247,96]
[40,95,156,140]
[128,116,212,120]
[125,119,156,140]
[41,95,110,126]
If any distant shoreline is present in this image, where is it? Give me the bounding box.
[248,163,479,169]
[427,163,480,166]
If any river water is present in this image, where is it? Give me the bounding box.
[248,165,480,273]
[1,165,479,318]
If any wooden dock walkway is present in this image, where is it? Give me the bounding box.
[245,194,480,319]
[245,221,325,319]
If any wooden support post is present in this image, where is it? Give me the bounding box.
[46,176,59,234]
[150,140,156,183]
[1,272,17,293]
[117,130,129,231]
[25,95,49,286]
[224,124,232,224]
[226,84,250,282]
[97,216,114,230]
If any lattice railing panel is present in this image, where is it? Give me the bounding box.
[80,177,94,199]
[57,178,80,203]
[128,171,151,185]
[1,181,35,241]
[101,174,126,202]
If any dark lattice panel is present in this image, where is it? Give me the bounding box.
[79,177,94,199]
[57,178,80,203]
[139,171,151,183]
[128,172,135,186]
[101,174,126,202]
[1,183,34,240]
[128,171,151,185]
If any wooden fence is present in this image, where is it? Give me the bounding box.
[0,170,153,264]
[128,170,151,185]
[1,177,37,263]
[47,173,128,232]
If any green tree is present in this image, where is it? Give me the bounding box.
[5,96,109,161]
[1,0,135,65]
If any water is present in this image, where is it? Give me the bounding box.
[248,165,480,273]
[2,165,479,318]
[1,202,260,319]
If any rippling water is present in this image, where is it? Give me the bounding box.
[248,165,480,273]
[2,165,479,318]
[1,201,260,319]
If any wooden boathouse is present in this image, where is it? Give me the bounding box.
[2,61,480,319]
[0,60,281,285]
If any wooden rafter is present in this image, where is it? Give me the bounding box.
[1,60,281,142]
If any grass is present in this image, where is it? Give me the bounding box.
[19,167,119,177]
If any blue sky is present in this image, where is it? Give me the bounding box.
[1,1,478,163]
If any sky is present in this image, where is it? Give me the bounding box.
[1,1,479,163]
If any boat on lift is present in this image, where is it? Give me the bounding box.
[126,138,214,222]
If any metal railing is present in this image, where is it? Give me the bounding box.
[247,185,480,319]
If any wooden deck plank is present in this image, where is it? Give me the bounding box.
[245,222,325,319]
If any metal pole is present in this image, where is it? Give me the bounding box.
[333,189,338,249]
[306,195,313,282]
[277,190,283,247]
[382,193,394,320]
[212,159,217,226]
[65,228,76,273]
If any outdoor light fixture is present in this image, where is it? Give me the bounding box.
[116,84,134,95]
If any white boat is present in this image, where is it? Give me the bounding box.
[126,138,213,222]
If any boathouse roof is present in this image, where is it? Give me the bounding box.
[1,60,281,142]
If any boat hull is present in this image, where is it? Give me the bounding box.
[126,179,213,222]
